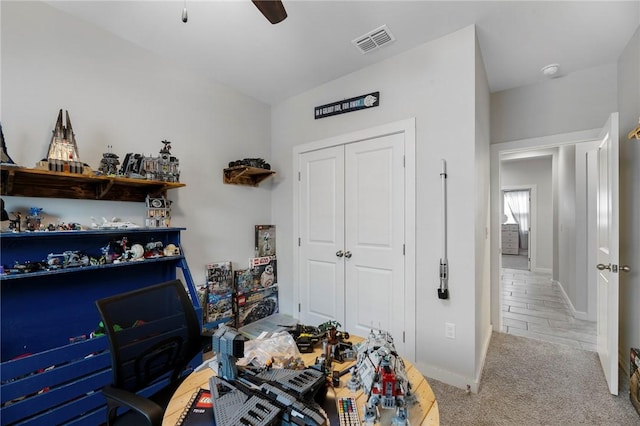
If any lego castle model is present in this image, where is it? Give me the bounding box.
[36,109,91,174]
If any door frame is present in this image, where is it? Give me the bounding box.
[292,118,416,361]
[579,141,601,322]
[501,185,536,271]
[490,128,601,329]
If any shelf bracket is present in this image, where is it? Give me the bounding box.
[5,170,15,194]
[223,166,275,186]
[147,187,168,199]
[96,179,115,199]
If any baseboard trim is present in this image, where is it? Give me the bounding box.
[474,324,493,389]
[416,326,493,395]
[554,279,588,320]
[417,361,479,394]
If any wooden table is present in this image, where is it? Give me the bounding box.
[163,336,439,425]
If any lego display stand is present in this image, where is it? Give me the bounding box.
[0,227,201,425]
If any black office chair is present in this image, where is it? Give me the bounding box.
[95,279,204,425]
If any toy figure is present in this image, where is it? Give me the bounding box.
[8,211,21,232]
[98,146,120,175]
[260,263,275,287]
[26,207,44,231]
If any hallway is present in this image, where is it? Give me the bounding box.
[501,268,597,351]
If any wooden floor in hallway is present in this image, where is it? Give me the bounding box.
[501,268,597,351]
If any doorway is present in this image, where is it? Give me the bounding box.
[490,130,600,348]
[501,188,531,271]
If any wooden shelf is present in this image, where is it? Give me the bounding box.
[223,166,275,187]
[1,165,185,202]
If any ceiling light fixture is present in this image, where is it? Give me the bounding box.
[541,63,560,78]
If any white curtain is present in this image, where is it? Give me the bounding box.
[504,190,529,248]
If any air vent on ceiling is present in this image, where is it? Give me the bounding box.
[352,25,396,54]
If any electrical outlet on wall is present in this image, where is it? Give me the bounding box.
[445,322,456,339]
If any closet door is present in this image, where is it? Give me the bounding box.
[344,133,405,349]
[297,133,406,354]
[298,146,346,326]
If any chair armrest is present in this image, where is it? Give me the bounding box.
[102,385,164,425]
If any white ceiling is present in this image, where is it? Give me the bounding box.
[46,0,640,106]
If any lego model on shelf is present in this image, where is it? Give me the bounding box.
[0,227,200,426]
[35,109,91,175]
[121,140,180,182]
[146,195,172,227]
[223,159,276,186]
[97,146,120,176]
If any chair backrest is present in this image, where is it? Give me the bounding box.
[95,279,201,392]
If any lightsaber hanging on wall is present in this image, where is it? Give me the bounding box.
[438,159,449,299]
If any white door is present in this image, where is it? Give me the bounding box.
[595,113,619,395]
[297,133,406,354]
[298,146,345,327]
[344,134,405,351]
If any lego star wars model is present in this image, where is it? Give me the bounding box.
[347,329,416,425]
[210,325,328,426]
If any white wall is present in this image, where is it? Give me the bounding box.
[557,145,577,308]
[1,1,272,287]
[575,140,600,321]
[618,26,640,375]
[501,156,553,271]
[271,25,490,391]
[491,64,618,144]
[474,32,492,385]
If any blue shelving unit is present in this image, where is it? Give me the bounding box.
[0,227,201,425]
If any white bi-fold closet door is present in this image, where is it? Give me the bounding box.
[296,131,407,354]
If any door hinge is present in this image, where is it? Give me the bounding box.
[403,244,405,255]
[298,171,301,181]
[403,155,405,167]
[298,303,301,313]
[403,331,405,343]
[298,237,301,247]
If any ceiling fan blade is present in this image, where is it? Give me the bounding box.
[252,0,287,24]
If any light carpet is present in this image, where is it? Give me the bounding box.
[427,332,639,425]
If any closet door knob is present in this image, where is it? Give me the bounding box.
[344,251,352,259]
[336,250,344,258]
[596,263,611,271]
